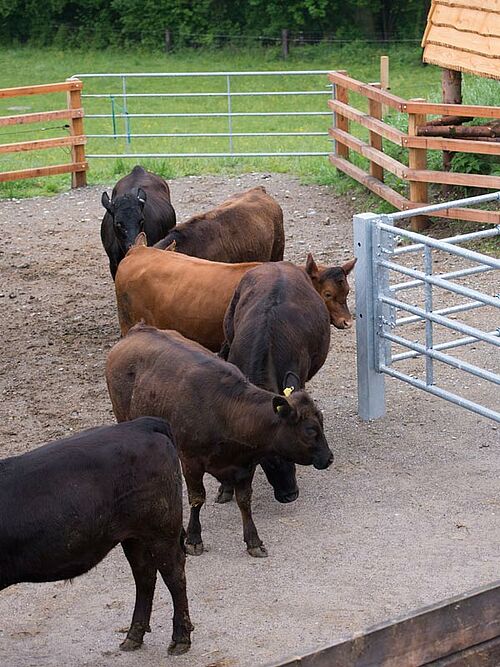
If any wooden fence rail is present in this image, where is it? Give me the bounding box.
[328,70,500,230]
[0,80,87,188]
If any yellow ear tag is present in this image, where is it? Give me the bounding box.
[283,386,294,397]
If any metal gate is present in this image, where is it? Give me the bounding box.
[354,191,500,423]
[68,70,333,159]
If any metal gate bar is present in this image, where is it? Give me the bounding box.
[354,191,500,423]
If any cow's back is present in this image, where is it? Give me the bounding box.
[155,186,284,263]
[115,245,259,351]
[224,262,331,389]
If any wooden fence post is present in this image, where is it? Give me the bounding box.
[380,55,389,117]
[408,98,429,231]
[66,79,87,188]
[368,83,384,182]
[336,70,349,160]
[442,67,462,195]
[165,29,172,53]
[281,29,289,59]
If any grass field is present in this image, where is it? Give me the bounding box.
[0,44,498,201]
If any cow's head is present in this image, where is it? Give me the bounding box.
[260,456,299,503]
[101,187,147,253]
[271,391,333,471]
[305,254,356,329]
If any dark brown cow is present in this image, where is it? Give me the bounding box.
[155,186,284,263]
[0,417,192,655]
[101,165,176,279]
[106,324,334,558]
[217,261,332,505]
[115,239,356,352]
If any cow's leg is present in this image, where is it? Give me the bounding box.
[234,471,268,558]
[184,464,206,556]
[120,538,157,651]
[150,537,193,655]
[215,482,234,504]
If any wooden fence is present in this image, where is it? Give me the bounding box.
[270,579,500,666]
[328,70,500,230]
[0,80,87,188]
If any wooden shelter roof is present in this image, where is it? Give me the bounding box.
[422,0,500,80]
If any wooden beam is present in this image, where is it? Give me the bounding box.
[368,86,384,181]
[404,136,500,153]
[0,162,88,183]
[403,101,500,118]
[328,71,406,111]
[334,70,349,160]
[0,80,82,99]
[0,108,84,128]
[0,135,86,155]
[328,99,405,145]
[404,168,500,189]
[269,581,500,667]
[328,128,406,178]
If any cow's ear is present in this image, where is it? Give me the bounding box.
[342,258,357,275]
[133,232,147,247]
[305,253,319,280]
[137,188,147,206]
[164,240,176,252]
[273,396,294,419]
[101,191,112,213]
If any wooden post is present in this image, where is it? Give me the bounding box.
[408,98,429,231]
[442,67,462,194]
[281,29,289,59]
[165,29,172,53]
[336,70,349,160]
[66,79,87,189]
[368,83,384,182]
[380,55,389,117]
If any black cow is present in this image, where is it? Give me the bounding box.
[101,165,176,279]
[0,417,192,655]
[218,261,332,505]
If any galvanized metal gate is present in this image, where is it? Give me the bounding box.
[354,191,500,423]
[68,70,333,159]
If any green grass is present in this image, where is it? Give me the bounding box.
[0,43,497,203]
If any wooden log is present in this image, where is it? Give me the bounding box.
[442,68,462,196]
[418,125,498,138]
[425,115,469,126]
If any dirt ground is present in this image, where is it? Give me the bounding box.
[0,173,498,667]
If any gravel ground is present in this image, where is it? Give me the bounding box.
[0,172,498,667]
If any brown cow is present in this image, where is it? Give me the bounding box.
[106,324,334,558]
[154,186,284,263]
[217,261,332,505]
[115,240,356,351]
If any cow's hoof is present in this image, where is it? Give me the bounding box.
[186,542,204,556]
[215,487,234,504]
[247,545,268,558]
[120,637,142,651]
[168,640,191,655]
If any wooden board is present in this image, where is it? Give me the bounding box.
[436,0,500,13]
[0,80,82,99]
[428,24,500,57]
[432,4,500,38]
[404,135,500,154]
[423,43,500,81]
[404,168,500,189]
[0,109,84,128]
[327,100,405,145]
[328,72,406,111]
[329,155,500,224]
[269,580,500,666]
[0,162,88,183]
[403,98,500,117]
[328,128,406,178]
[0,136,86,155]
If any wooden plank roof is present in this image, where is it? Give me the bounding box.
[422,0,500,80]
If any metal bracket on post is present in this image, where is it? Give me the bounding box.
[354,213,386,420]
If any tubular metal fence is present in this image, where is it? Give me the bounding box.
[354,191,500,423]
[68,70,333,159]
